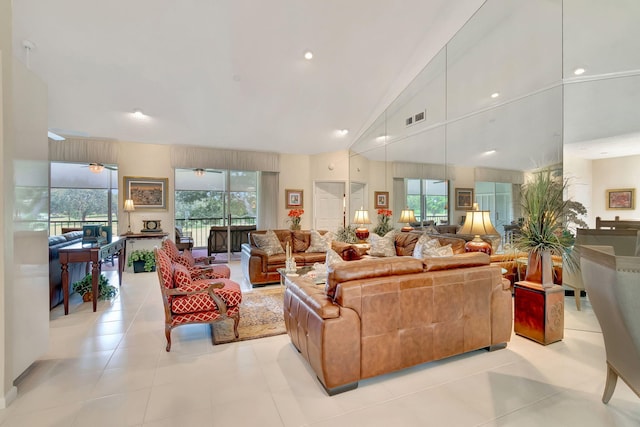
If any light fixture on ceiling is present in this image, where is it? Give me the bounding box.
[88,163,105,174]
[194,168,206,177]
[338,129,349,136]
[304,50,313,60]
[574,68,586,75]
[48,131,65,141]
[490,92,500,99]
[483,149,497,155]
[132,109,145,119]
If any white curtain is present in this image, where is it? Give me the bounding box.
[171,146,280,172]
[48,137,118,164]
[258,172,278,229]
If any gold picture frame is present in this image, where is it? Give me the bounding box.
[455,188,474,210]
[123,176,168,210]
[374,191,389,209]
[606,188,635,210]
[285,189,304,209]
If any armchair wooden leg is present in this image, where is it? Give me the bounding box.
[602,363,618,403]
[233,313,240,338]
[165,325,172,352]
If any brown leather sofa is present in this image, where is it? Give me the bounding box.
[283,246,512,395]
[241,229,329,286]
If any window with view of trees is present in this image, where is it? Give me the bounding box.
[406,178,448,224]
[50,162,118,235]
[175,169,257,247]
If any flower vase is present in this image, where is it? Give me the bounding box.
[525,250,554,288]
[290,223,301,231]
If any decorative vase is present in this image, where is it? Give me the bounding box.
[82,292,93,302]
[525,250,554,288]
[290,223,301,231]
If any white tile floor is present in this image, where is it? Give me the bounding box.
[1,262,639,426]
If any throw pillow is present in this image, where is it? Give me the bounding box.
[413,234,441,259]
[306,230,333,253]
[424,225,440,234]
[423,243,454,257]
[326,248,345,270]
[173,263,193,287]
[252,230,285,256]
[368,230,397,257]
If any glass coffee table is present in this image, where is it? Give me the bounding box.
[278,266,326,288]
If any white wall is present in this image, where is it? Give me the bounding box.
[564,154,593,227]
[592,155,640,221]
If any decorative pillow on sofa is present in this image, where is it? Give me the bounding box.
[423,244,454,257]
[369,230,398,257]
[413,233,440,258]
[306,230,333,253]
[252,230,285,256]
[174,263,192,288]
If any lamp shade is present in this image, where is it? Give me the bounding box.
[398,209,416,224]
[353,209,371,225]
[458,210,498,236]
[458,210,498,254]
[124,199,135,212]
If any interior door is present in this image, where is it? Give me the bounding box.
[314,181,345,232]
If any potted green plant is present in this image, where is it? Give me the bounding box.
[516,168,576,287]
[72,273,117,302]
[334,224,358,243]
[127,249,156,273]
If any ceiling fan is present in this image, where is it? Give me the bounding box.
[83,163,117,173]
[193,168,223,177]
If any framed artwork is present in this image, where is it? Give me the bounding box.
[606,188,635,210]
[455,188,474,210]
[123,176,168,210]
[285,189,304,209]
[374,191,389,209]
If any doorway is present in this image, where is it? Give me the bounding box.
[314,181,346,232]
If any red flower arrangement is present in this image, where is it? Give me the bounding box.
[374,209,393,235]
[377,209,392,217]
[288,209,304,229]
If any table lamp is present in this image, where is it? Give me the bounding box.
[399,208,416,232]
[123,199,135,235]
[457,208,498,254]
[353,207,371,242]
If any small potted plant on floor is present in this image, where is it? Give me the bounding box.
[73,273,118,302]
[127,249,156,273]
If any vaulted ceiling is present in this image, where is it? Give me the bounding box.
[11,0,485,155]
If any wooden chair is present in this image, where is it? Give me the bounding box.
[175,226,194,251]
[154,247,241,351]
[580,244,640,403]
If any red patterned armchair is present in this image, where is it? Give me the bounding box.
[154,248,242,351]
[161,239,230,280]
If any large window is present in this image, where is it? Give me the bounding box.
[406,179,448,224]
[175,169,257,247]
[50,162,118,235]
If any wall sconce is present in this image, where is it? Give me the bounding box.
[399,208,416,232]
[353,207,371,242]
[123,199,135,235]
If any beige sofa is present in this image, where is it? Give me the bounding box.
[283,250,512,395]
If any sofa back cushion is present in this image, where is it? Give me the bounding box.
[422,252,490,271]
[292,230,310,252]
[252,230,285,256]
[326,256,424,298]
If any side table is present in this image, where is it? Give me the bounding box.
[514,280,564,345]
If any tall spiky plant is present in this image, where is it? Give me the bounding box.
[516,168,581,274]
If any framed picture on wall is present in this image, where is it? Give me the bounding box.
[374,191,389,209]
[123,176,168,210]
[285,189,304,209]
[455,188,474,210]
[606,188,635,210]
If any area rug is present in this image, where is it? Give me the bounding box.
[212,286,286,344]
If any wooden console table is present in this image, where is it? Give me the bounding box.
[59,237,125,315]
[514,280,564,345]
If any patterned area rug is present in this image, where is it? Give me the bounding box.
[212,286,286,344]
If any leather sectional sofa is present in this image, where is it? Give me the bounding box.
[282,232,513,394]
[241,229,329,286]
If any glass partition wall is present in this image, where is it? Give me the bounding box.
[350,0,640,246]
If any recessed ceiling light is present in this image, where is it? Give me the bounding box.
[490,92,500,99]
[338,129,349,136]
[304,51,313,60]
[133,109,145,119]
[484,149,497,155]
[574,68,586,75]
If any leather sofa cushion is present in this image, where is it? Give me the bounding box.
[292,230,310,252]
[327,257,424,298]
[49,236,67,246]
[394,231,466,256]
[423,252,490,271]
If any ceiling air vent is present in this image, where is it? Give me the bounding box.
[405,116,413,127]
[414,111,425,123]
